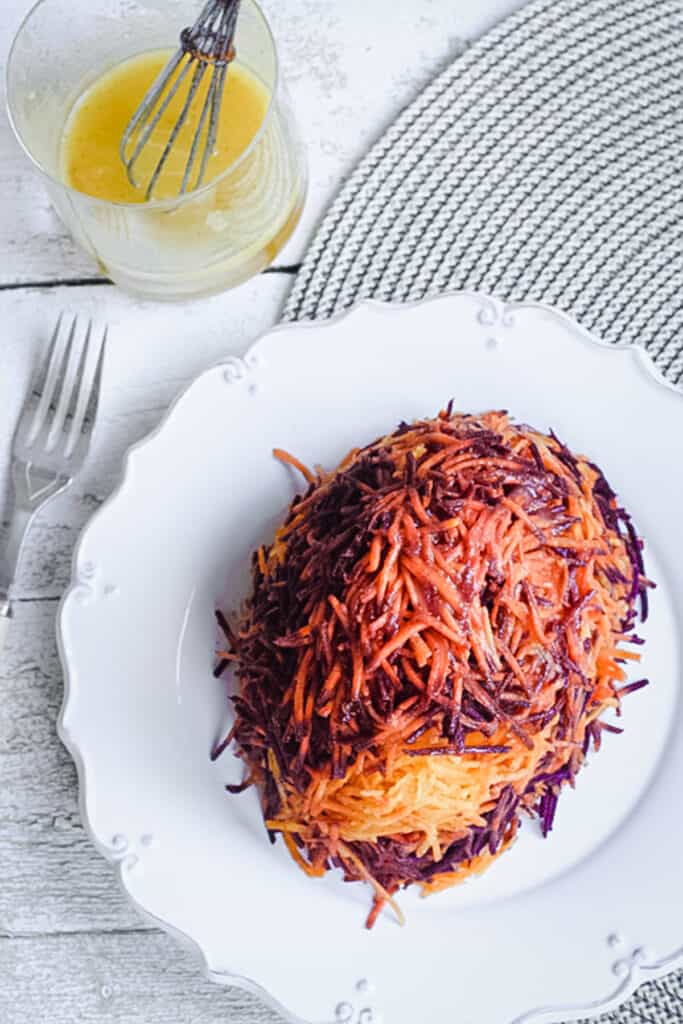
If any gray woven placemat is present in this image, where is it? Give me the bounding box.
[284,0,683,385]
[281,1,683,1020]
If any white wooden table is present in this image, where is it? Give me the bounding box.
[0,2,525,1019]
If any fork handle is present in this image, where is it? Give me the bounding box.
[0,502,33,592]
[0,597,11,656]
[0,499,33,658]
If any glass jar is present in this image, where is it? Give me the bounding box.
[6,0,307,300]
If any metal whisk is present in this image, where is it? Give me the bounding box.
[120,0,241,201]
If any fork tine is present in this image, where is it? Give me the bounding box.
[24,314,66,443]
[65,320,96,454]
[81,326,107,433]
[49,317,88,446]
[62,319,91,455]
[32,315,76,447]
[48,316,77,412]
[30,313,63,400]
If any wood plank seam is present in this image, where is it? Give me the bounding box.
[0,266,301,293]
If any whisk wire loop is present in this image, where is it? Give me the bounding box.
[119,0,242,200]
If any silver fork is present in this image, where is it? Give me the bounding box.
[0,314,107,650]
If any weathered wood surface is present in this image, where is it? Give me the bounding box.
[1,600,143,936]
[0,930,282,1023]
[0,1,531,1021]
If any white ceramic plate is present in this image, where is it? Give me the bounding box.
[58,293,683,1024]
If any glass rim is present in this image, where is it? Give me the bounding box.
[5,0,280,211]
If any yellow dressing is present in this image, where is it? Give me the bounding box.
[61,49,269,203]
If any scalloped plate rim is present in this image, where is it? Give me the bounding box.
[56,289,683,1024]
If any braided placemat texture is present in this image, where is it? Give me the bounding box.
[282,0,682,1020]
[284,0,683,386]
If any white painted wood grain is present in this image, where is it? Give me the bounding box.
[0,0,527,284]
[0,930,284,1023]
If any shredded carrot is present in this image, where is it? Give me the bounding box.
[273,447,317,485]
[282,833,327,878]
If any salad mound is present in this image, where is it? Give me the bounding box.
[215,408,651,926]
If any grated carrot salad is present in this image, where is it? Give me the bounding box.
[214,408,652,926]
